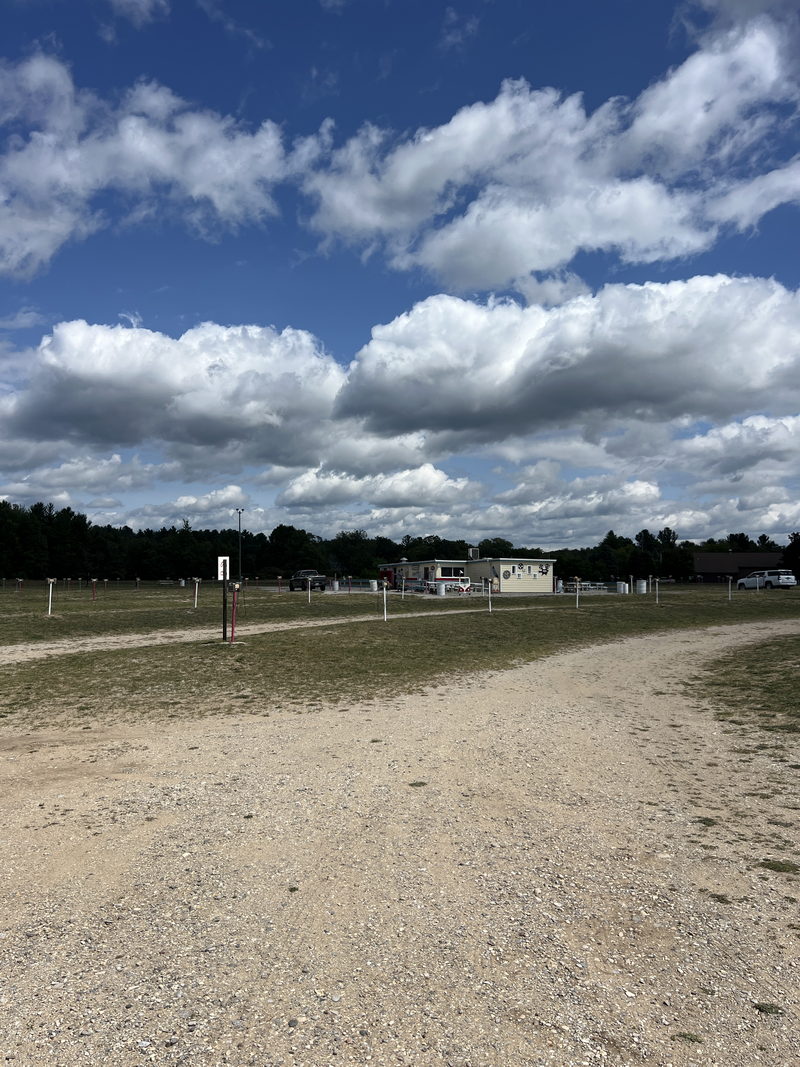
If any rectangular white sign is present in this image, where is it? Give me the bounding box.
[217,556,230,580]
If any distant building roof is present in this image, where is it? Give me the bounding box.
[693,552,783,576]
[473,557,556,562]
[378,558,467,567]
[380,557,556,567]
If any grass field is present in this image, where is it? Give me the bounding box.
[1,582,799,730]
[0,580,465,646]
[695,634,800,735]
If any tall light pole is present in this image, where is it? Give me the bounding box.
[235,508,244,582]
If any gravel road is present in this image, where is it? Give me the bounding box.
[1,621,798,1066]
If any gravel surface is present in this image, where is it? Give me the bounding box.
[1,621,798,1066]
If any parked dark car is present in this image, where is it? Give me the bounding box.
[288,569,327,591]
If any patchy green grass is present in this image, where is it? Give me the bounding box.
[753,1002,785,1016]
[690,634,800,735]
[0,582,482,647]
[2,582,800,647]
[1,584,800,728]
[759,858,800,875]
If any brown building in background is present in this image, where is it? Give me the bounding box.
[692,552,784,582]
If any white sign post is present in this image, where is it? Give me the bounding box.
[217,556,230,581]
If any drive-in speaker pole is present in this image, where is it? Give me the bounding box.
[218,556,230,641]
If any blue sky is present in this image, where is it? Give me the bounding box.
[1,0,799,547]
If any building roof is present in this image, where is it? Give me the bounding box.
[380,556,557,567]
[693,551,783,575]
[379,558,467,567]
[475,557,556,563]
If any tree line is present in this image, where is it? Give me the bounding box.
[1,500,798,581]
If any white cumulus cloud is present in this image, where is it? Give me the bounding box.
[305,19,798,291]
[8,319,346,467]
[338,276,800,438]
[277,463,478,508]
[3,272,800,545]
[0,56,327,277]
[106,0,169,24]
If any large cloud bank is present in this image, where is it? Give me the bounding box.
[3,273,800,543]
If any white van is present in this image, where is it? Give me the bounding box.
[737,569,797,590]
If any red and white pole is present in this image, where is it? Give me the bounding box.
[230,585,238,643]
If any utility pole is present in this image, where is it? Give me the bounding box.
[235,508,244,582]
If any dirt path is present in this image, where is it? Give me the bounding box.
[1,622,798,1066]
[0,606,486,666]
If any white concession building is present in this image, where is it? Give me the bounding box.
[379,556,557,594]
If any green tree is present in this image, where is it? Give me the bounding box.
[50,507,90,577]
[594,530,635,578]
[329,529,375,577]
[726,531,757,551]
[783,533,800,574]
[478,537,514,558]
[0,501,27,576]
[756,533,780,550]
[267,524,326,575]
[550,545,594,581]
[373,535,401,566]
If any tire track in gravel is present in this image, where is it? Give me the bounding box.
[1,622,799,1065]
